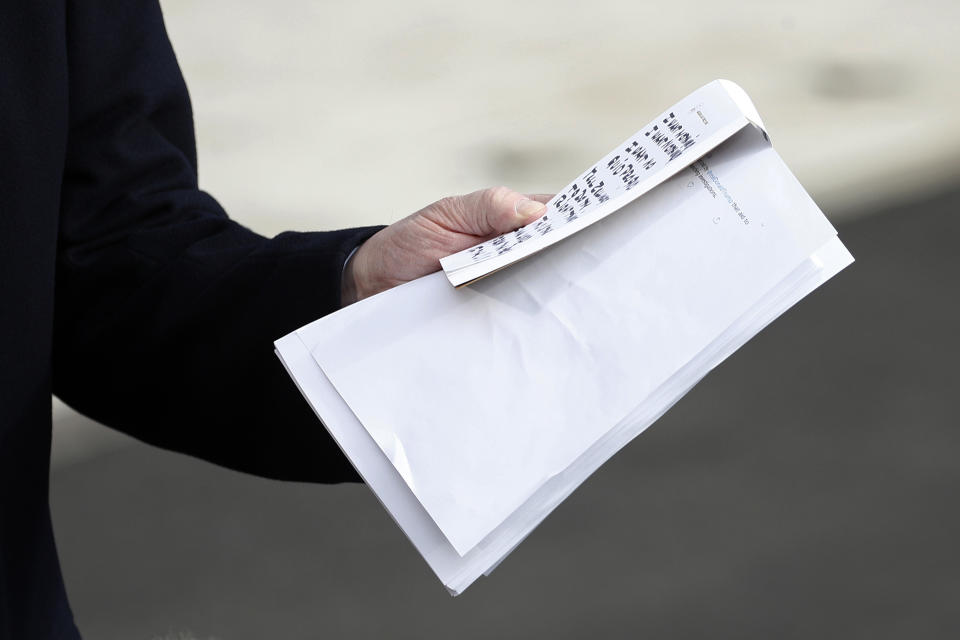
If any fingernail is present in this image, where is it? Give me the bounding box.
[515,198,546,220]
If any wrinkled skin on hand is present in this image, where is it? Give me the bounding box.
[341,186,551,304]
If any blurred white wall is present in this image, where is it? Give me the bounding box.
[164,0,959,235]
[54,0,960,466]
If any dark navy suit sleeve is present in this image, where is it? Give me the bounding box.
[52,0,381,482]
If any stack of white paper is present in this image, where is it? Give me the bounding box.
[275,80,853,595]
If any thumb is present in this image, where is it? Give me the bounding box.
[466,186,547,236]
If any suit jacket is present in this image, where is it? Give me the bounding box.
[0,2,380,637]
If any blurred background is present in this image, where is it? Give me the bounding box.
[51,0,959,638]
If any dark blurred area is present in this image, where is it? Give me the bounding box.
[51,184,960,639]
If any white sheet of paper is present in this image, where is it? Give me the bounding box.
[296,126,839,555]
[275,235,852,594]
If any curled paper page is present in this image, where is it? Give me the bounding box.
[439,79,767,287]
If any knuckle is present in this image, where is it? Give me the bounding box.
[433,195,464,221]
[486,185,514,208]
[436,195,459,213]
[429,195,475,231]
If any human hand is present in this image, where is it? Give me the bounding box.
[341,186,551,304]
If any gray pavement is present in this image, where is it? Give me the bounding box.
[51,185,960,639]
